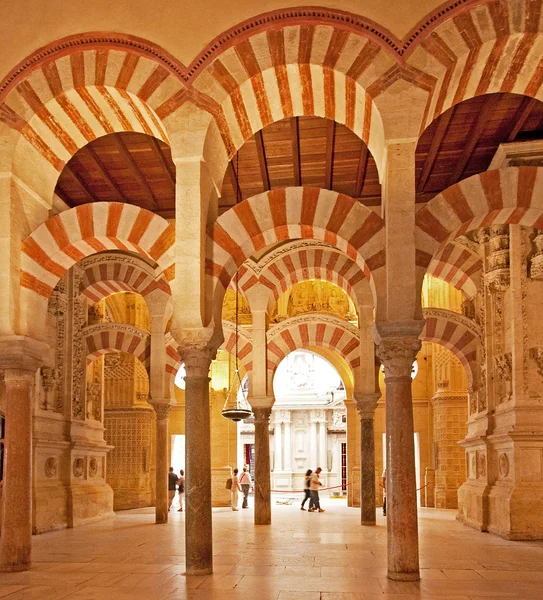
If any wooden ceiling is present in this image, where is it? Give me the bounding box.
[415,93,543,202]
[54,93,543,217]
[55,132,176,218]
[219,116,381,213]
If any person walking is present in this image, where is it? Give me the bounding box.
[300,469,312,510]
[308,467,325,513]
[177,469,185,512]
[231,468,241,511]
[168,467,178,511]
[239,466,252,509]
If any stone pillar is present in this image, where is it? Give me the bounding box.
[319,419,327,472]
[152,404,170,523]
[253,404,273,525]
[182,345,213,575]
[376,331,422,582]
[355,393,380,526]
[274,414,282,472]
[0,338,44,572]
[283,414,292,472]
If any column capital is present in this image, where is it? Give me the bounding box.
[374,321,423,379]
[0,336,48,376]
[253,406,272,424]
[250,395,275,410]
[174,327,217,378]
[354,392,381,419]
[152,403,171,420]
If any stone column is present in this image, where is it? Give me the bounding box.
[0,338,44,572]
[376,332,422,582]
[253,404,273,525]
[183,345,214,576]
[152,403,170,524]
[355,393,380,526]
[274,414,282,472]
[319,419,327,472]
[283,413,292,472]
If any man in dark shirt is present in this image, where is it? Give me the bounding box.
[168,467,178,511]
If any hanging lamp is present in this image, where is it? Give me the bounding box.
[222,269,252,422]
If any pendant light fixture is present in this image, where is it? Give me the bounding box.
[222,269,252,422]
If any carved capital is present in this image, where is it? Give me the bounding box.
[376,337,421,379]
[153,403,171,420]
[253,406,272,424]
[353,392,380,419]
[174,327,217,378]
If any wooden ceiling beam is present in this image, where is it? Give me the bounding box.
[325,119,335,190]
[65,160,95,203]
[149,137,175,187]
[417,107,454,191]
[291,117,301,186]
[112,135,158,210]
[447,94,501,187]
[255,130,270,191]
[354,144,369,198]
[506,97,538,142]
[87,146,129,203]
[228,161,242,203]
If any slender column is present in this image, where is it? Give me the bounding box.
[319,420,327,470]
[283,414,292,472]
[355,392,380,526]
[274,415,282,471]
[182,346,213,575]
[253,405,273,525]
[376,333,422,582]
[153,404,170,523]
[0,338,44,573]
[310,418,317,467]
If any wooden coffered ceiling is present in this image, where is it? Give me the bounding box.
[54,93,543,218]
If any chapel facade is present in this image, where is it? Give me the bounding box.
[0,0,542,585]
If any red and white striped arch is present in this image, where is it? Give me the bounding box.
[193,23,392,166]
[405,0,543,128]
[208,187,385,317]
[425,240,482,299]
[415,167,543,268]
[79,252,171,304]
[421,308,481,387]
[85,323,150,369]
[0,42,187,178]
[266,315,360,383]
[237,245,373,311]
[22,202,175,300]
[221,321,253,373]
[165,333,182,378]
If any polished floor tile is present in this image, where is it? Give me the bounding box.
[0,499,542,598]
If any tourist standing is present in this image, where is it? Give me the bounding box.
[231,468,241,511]
[300,469,312,510]
[382,468,387,516]
[239,466,252,509]
[168,467,177,511]
[308,467,325,512]
[177,469,185,512]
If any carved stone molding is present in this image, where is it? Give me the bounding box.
[82,322,150,339]
[44,457,57,478]
[353,392,380,419]
[499,453,510,478]
[253,407,272,424]
[529,347,543,376]
[73,458,85,478]
[377,337,421,379]
[494,353,512,381]
[477,452,487,478]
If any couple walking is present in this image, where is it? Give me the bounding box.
[168,467,185,512]
[301,467,325,512]
[230,466,252,511]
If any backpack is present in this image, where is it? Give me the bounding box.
[225,477,232,490]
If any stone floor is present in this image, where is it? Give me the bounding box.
[0,497,543,599]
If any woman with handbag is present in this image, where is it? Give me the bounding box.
[300,469,312,511]
[231,468,241,511]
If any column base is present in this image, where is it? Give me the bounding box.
[186,566,213,576]
[387,570,420,582]
[361,520,376,526]
[0,561,31,573]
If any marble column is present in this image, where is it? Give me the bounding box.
[274,415,282,472]
[183,346,213,575]
[377,333,422,582]
[253,405,272,525]
[319,419,327,471]
[0,338,44,572]
[152,403,170,524]
[355,392,380,526]
[283,414,292,472]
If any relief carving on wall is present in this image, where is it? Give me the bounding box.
[73,458,85,478]
[529,347,543,376]
[44,457,57,478]
[494,352,512,403]
[529,232,543,280]
[89,457,98,477]
[477,452,487,478]
[499,453,510,478]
